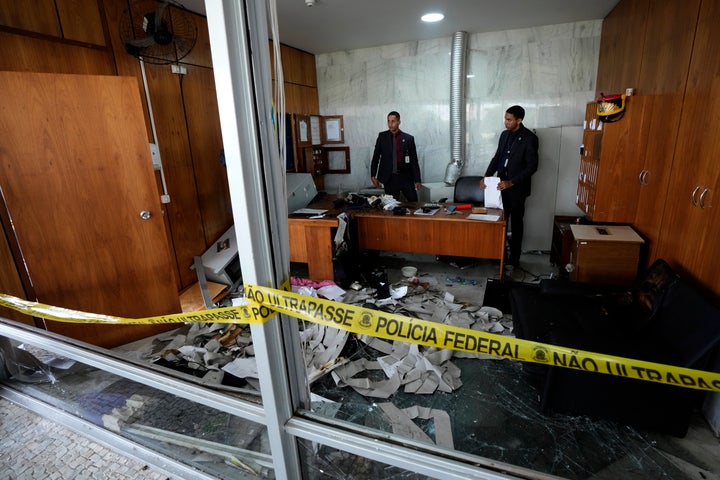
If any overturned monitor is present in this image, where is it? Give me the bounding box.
[286,173,318,213]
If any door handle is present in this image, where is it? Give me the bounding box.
[638,170,645,184]
[691,186,702,206]
[699,188,710,209]
[139,210,152,220]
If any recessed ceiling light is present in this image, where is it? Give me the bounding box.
[421,12,444,23]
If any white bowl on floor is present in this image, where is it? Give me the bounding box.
[401,266,418,278]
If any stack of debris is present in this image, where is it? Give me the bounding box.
[133,273,511,400]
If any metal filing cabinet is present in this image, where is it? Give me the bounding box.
[568,225,644,286]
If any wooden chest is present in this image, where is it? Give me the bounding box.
[569,225,644,286]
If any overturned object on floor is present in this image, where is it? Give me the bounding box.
[509,259,720,437]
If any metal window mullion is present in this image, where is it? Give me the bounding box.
[285,417,542,480]
[205,1,303,479]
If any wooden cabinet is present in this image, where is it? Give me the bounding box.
[576,96,653,222]
[291,114,347,191]
[656,0,720,295]
[550,215,589,275]
[595,0,648,97]
[632,0,700,264]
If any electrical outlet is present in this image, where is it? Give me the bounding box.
[171,65,187,75]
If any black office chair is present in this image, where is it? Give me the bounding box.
[453,175,484,205]
[437,176,485,269]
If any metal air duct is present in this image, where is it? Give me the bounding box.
[444,31,468,185]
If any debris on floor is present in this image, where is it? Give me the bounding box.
[106,268,514,399]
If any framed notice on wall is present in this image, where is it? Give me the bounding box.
[325,146,351,173]
[322,116,344,144]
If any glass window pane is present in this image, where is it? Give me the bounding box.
[1,338,273,479]
[298,441,433,480]
[299,255,716,479]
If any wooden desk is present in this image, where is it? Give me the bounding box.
[288,202,506,280]
[353,207,506,276]
[288,215,338,281]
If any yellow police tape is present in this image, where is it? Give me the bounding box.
[2,284,720,393]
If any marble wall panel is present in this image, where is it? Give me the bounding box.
[316,20,602,193]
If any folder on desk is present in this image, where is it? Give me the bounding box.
[467,213,501,222]
[292,208,327,215]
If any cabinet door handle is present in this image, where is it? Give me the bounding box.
[640,170,649,185]
[692,185,702,206]
[699,188,710,209]
[638,170,645,184]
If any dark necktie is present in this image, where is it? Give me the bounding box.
[392,134,401,173]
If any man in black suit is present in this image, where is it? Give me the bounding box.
[370,111,422,201]
[481,105,539,269]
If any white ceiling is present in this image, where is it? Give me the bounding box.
[181,0,619,54]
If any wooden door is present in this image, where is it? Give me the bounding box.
[0,71,181,348]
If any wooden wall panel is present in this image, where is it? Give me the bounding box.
[0,31,115,74]
[284,83,320,114]
[270,40,319,114]
[102,0,154,141]
[56,0,107,45]
[595,0,649,96]
[144,62,206,288]
[0,0,320,303]
[281,44,317,87]
[0,0,61,36]
[181,65,233,246]
[179,10,212,68]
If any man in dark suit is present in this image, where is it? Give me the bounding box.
[370,111,422,201]
[481,105,539,269]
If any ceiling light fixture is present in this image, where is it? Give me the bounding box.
[421,12,444,23]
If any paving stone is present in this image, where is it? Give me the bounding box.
[0,399,172,480]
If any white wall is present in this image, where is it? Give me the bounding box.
[316,21,602,194]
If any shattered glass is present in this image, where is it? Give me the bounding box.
[301,255,720,479]
[1,255,718,479]
[298,441,433,480]
[0,340,273,479]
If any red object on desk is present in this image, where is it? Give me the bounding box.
[455,204,472,210]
